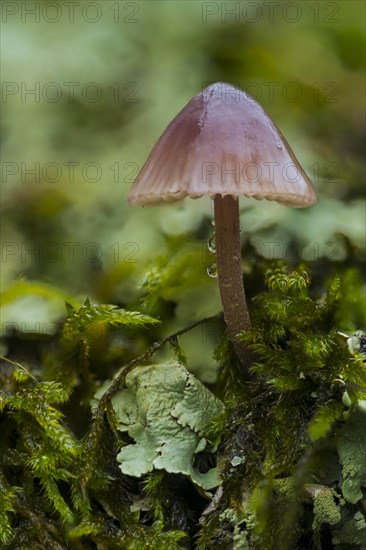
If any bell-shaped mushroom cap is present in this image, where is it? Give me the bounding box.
[128,83,317,208]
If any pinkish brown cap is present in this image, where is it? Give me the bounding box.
[128,82,317,208]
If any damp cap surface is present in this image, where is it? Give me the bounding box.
[128,82,317,208]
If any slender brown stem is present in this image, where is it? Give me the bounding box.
[214,194,251,376]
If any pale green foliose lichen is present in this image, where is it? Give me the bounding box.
[346,330,366,357]
[332,511,366,549]
[337,408,366,504]
[112,361,225,491]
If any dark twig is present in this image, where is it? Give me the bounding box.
[95,314,221,421]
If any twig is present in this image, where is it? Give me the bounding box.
[95,314,221,420]
[0,356,38,382]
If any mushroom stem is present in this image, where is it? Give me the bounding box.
[214,194,251,375]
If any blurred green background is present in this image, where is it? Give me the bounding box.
[1,0,365,379]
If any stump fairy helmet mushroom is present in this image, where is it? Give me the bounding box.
[128,82,317,376]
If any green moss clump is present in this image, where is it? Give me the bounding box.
[1,267,366,548]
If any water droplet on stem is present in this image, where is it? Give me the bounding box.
[208,233,216,253]
[207,264,218,278]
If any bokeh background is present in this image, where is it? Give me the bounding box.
[1,0,365,380]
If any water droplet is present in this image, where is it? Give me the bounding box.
[207,264,218,278]
[208,233,216,253]
[269,120,283,150]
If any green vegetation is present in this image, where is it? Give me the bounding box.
[1,266,365,548]
[1,2,365,548]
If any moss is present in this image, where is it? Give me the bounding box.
[273,477,296,498]
[1,267,366,548]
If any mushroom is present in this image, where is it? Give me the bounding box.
[128,82,317,377]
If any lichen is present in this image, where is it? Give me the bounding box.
[312,487,341,531]
[332,511,366,549]
[337,408,366,504]
[113,361,225,491]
